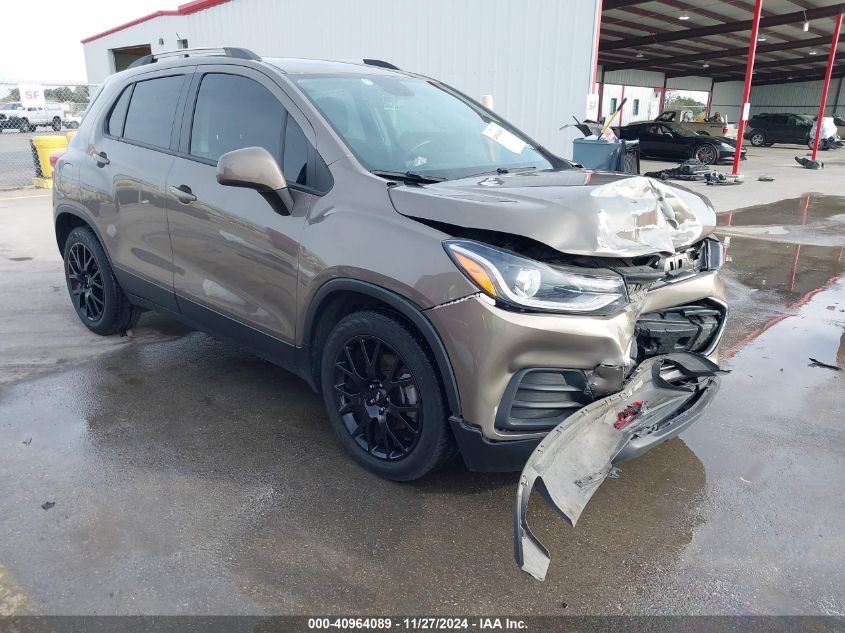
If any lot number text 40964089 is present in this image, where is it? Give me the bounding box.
[307,618,528,630]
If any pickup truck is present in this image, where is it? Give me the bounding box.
[0,102,64,132]
[655,109,737,140]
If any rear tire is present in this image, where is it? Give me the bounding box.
[63,226,141,335]
[51,117,61,131]
[749,131,766,146]
[320,310,457,481]
[694,143,718,165]
[18,118,29,133]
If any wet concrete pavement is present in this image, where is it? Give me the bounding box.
[0,192,843,615]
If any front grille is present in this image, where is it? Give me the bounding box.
[496,369,594,432]
[633,301,724,362]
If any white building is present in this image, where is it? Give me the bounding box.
[81,0,603,157]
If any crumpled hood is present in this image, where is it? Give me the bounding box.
[388,170,717,257]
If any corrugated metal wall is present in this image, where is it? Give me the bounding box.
[749,78,845,117]
[83,0,600,156]
[666,76,713,91]
[711,81,743,123]
[602,68,663,88]
[709,78,845,123]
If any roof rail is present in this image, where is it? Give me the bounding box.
[362,59,401,70]
[128,47,260,68]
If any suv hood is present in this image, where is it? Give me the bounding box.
[388,170,716,257]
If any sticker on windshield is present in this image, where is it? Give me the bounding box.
[482,122,527,154]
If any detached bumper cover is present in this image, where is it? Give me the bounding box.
[514,352,722,581]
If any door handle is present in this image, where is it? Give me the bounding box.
[94,151,110,167]
[169,184,197,204]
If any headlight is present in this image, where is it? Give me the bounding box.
[444,240,628,314]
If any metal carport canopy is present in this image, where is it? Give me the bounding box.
[600,0,844,86]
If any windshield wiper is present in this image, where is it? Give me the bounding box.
[463,166,538,179]
[370,170,445,185]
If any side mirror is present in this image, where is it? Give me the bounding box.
[216,146,294,215]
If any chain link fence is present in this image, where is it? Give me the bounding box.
[0,82,98,189]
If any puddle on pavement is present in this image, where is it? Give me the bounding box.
[713,195,845,353]
[716,195,845,247]
[717,238,845,356]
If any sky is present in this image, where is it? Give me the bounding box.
[0,0,176,83]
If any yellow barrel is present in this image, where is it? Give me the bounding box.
[66,131,77,143]
[31,135,68,179]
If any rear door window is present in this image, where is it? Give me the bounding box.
[190,73,284,163]
[122,75,185,149]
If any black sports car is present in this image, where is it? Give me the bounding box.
[616,121,745,165]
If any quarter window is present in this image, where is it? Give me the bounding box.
[122,75,184,149]
[190,73,284,163]
[106,85,133,137]
[283,116,309,185]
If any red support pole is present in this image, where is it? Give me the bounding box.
[811,12,843,161]
[732,0,765,176]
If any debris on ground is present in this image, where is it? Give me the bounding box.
[41,501,55,510]
[808,358,841,371]
[22,437,32,446]
[758,175,775,182]
[795,156,824,170]
[705,171,744,186]
[645,159,711,181]
[643,160,743,185]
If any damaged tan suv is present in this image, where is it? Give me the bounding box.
[54,50,726,501]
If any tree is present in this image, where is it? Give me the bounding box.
[1,88,20,103]
[665,95,706,109]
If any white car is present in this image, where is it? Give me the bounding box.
[63,111,85,129]
[0,101,64,132]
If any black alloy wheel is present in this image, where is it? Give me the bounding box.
[62,226,141,335]
[333,335,422,461]
[320,310,456,480]
[66,242,105,323]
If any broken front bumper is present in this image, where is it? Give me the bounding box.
[514,352,722,581]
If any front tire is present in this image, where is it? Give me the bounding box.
[18,118,29,133]
[320,310,456,481]
[51,117,61,131]
[749,131,766,146]
[63,226,140,335]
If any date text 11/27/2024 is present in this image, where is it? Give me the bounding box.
[307,618,528,630]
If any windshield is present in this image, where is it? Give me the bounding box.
[294,74,558,180]
[661,122,701,137]
[3,102,24,110]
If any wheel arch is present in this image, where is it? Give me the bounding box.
[303,278,462,418]
[54,206,110,262]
